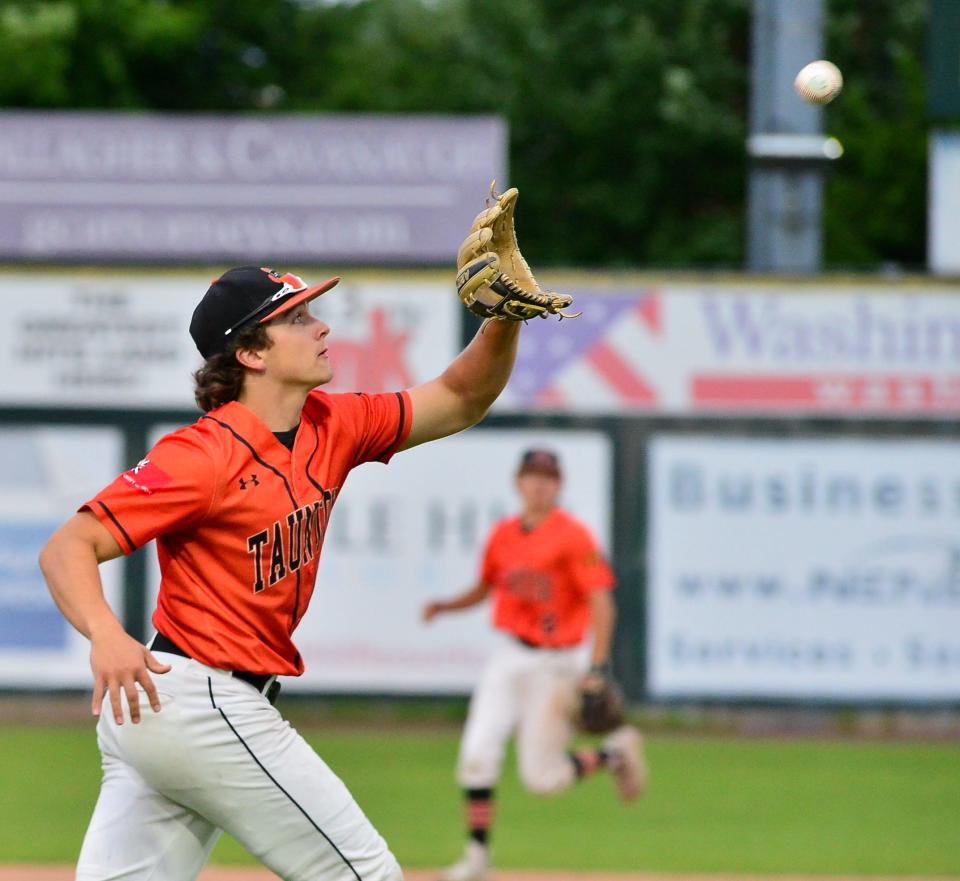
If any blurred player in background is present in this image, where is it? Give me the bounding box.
[423,448,647,881]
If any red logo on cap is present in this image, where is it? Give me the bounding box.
[261,267,306,292]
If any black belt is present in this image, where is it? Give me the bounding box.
[150,632,281,705]
[514,634,580,651]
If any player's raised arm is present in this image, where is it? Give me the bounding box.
[401,185,579,451]
[38,511,171,725]
[401,321,520,450]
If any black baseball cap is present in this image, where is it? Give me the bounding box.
[518,448,562,478]
[190,266,340,358]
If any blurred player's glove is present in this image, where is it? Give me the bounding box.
[575,670,626,735]
[456,183,580,322]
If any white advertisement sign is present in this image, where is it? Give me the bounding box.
[0,428,123,688]
[0,272,458,408]
[144,429,612,694]
[648,435,960,701]
[500,284,960,416]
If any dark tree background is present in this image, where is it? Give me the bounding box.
[0,0,933,270]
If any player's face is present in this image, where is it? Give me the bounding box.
[261,302,333,388]
[516,471,561,513]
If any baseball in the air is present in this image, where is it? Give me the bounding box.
[794,60,843,105]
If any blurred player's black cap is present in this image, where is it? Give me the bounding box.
[190,266,340,358]
[518,448,562,478]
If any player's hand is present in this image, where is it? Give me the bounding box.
[89,625,172,725]
[422,601,446,622]
[579,662,611,694]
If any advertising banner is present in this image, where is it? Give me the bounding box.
[648,435,960,701]
[0,112,506,263]
[498,284,960,417]
[144,429,613,694]
[0,272,459,408]
[0,428,123,688]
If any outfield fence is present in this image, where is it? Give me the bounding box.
[2,269,959,705]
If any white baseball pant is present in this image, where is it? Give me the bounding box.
[456,635,584,795]
[76,650,402,881]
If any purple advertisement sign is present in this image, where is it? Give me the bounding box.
[0,111,507,263]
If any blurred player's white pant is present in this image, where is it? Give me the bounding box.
[76,651,402,881]
[456,635,584,794]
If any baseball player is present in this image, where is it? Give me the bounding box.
[422,449,647,881]
[37,260,532,881]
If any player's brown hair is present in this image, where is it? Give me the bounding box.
[193,323,273,412]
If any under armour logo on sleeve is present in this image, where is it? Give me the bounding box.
[239,474,260,490]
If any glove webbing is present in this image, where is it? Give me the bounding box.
[492,275,554,309]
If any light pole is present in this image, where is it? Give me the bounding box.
[747,0,842,272]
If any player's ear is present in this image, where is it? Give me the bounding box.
[234,345,267,372]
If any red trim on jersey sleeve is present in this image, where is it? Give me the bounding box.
[81,429,218,554]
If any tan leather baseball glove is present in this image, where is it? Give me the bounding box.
[456,183,580,322]
[575,674,627,735]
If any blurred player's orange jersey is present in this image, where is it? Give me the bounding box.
[82,389,411,676]
[481,508,614,647]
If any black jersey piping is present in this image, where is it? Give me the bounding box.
[202,416,298,506]
[203,414,302,632]
[298,422,323,630]
[305,420,326,495]
[291,568,302,632]
[376,392,407,461]
[97,502,135,554]
[206,678,363,881]
[289,524,302,630]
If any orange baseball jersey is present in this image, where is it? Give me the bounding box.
[480,508,615,647]
[82,389,411,676]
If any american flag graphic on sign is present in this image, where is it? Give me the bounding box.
[496,284,960,416]
[500,291,664,411]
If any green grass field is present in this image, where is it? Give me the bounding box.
[2,723,958,875]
